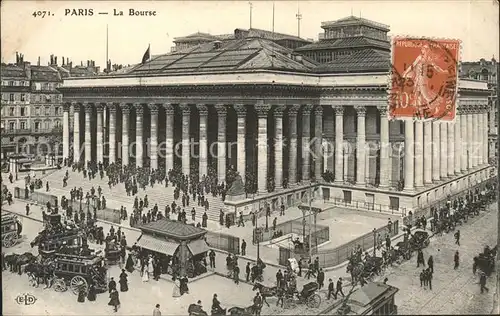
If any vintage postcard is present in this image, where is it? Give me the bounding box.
[1,1,498,316]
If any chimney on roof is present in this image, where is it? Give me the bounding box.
[213,40,222,49]
[54,56,58,65]
[37,56,40,66]
[16,52,19,64]
[62,57,65,66]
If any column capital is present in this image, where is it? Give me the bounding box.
[197,104,208,115]
[148,103,159,114]
[71,101,80,111]
[96,103,104,113]
[63,102,71,112]
[120,103,131,114]
[288,104,301,116]
[215,104,228,116]
[255,103,271,118]
[234,104,246,117]
[377,105,388,116]
[354,105,367,116]
[314,105,323,116]
[302,104,313,114]
[134,103,144,115]
[332,105,344,115]
[163,103,174,115]
[274,105,286,117]
[180,103,191,115]
[84,102,93,113]
[108,103,117,113]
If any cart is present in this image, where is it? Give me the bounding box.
[283,281,321,309]
[1,211,22,248]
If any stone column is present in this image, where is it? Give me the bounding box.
[96,104,104,164]
[256,103,271,194]
[301,105,312,182]
[149,104,159,170]
[197,105,208,179]
[454,113,461,174]
[423,121,433,184]
[121,104,130,166]
[414,121,424,188]
[288,105,300,187]
[135,103,144,168]
[164,104,174,172]
[181,104,191,176]
[215,104,227,183]
[432,121,440,181]
[440,122,448,179]
[460,107,467,172]
[333,105,344,183]
[378,106,390,188]
[274,105,285,189]
[483,109,488,165]
[354,105,366,185]
[403,120,414,191]
[84,103,92,164]
[314,105,323,181]
[467,107,473,169]
[108,103,117,164]
[472,111,479,168]
[72,103,80,163]
[62,103,70,160]
[447,122,454,177]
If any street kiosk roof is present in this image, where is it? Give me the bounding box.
[136,234,179,256]
[138,219,207,240]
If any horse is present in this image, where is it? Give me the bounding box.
[4,253,19,272]
[346,261,364,285]
[252,283,277,307]
[227,305,255,316]
[24,262,51,288]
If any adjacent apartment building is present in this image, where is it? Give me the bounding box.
[1,53,100,160]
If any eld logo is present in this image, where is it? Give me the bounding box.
[15,293,37,305]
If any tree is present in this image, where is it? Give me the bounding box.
[47,125,63,156]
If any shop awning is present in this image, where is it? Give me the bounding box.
[136,234,179,256]
[187,239,210,256]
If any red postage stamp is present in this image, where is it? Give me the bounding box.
[389,37,460,121]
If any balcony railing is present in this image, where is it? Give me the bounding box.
[1,128,61,136]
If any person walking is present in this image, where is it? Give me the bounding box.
[119,269,128,292]
[153,304,161,316]
[427,255,434,274]
[253,292,263,316]
[420,269,426,288]
[427,268,433,290]
[26,204,30,216]
[108,277,116,293]
[454,251,460,270]
[317,268,325,289]
[246,262,251,282]
[454,230,460,246]
[480,271,489,293]
[108,288,120,312]
[335,278,345,298]
[209,250,216,269]
[327,279,335,300]
[417,249,425,268]
[241,239,246,256]
[233,264,240,284]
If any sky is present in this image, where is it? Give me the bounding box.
[1,0,498,67]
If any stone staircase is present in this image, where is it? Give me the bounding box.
[41,168,227,222]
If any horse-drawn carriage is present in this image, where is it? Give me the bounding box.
[347,256,384,284]
[409,229,430,250]
[1,211,22,248]
[283,281,321,309]
[475,245,497,276]
[29,253,108,295]
[104,240,121,266]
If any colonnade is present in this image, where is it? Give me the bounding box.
[62,101,490,194]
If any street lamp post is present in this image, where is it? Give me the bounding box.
[308,180,313,260]
[373,228,377,256]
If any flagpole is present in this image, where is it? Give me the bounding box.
[106,24,109,72]
[271,2,275,68]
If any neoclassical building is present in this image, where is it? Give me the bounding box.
[59,16,494,214]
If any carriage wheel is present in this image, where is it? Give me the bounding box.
[283,297,294,309]
[3,233,17,248]
[307,294,321,308]
[70,276,88,295]
[53,279,67,292]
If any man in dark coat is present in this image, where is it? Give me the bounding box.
[108,277,117,293]
[241,240,247,256]
[246,262,251,282]
[202,212,208,227]
[417,249,425,268]
[209,250,216,269]
[427,255,434,274]
[317,268,325,289]
[335,278,345,298]
[480,271,489,293]
[253,292,263,316]
[233,264,240,284]
[327,278,335,299]
[454,251,460,269]
[119,269,128,292]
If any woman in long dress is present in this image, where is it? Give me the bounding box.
[142,264,149,282]
[108,289,120,312]
[87,284,96,301]
[125,254,135,273]
[172,276,181,298]
[119,269,129,292]
[148,256,154,279]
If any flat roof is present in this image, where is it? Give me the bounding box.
[138,219,207,240]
